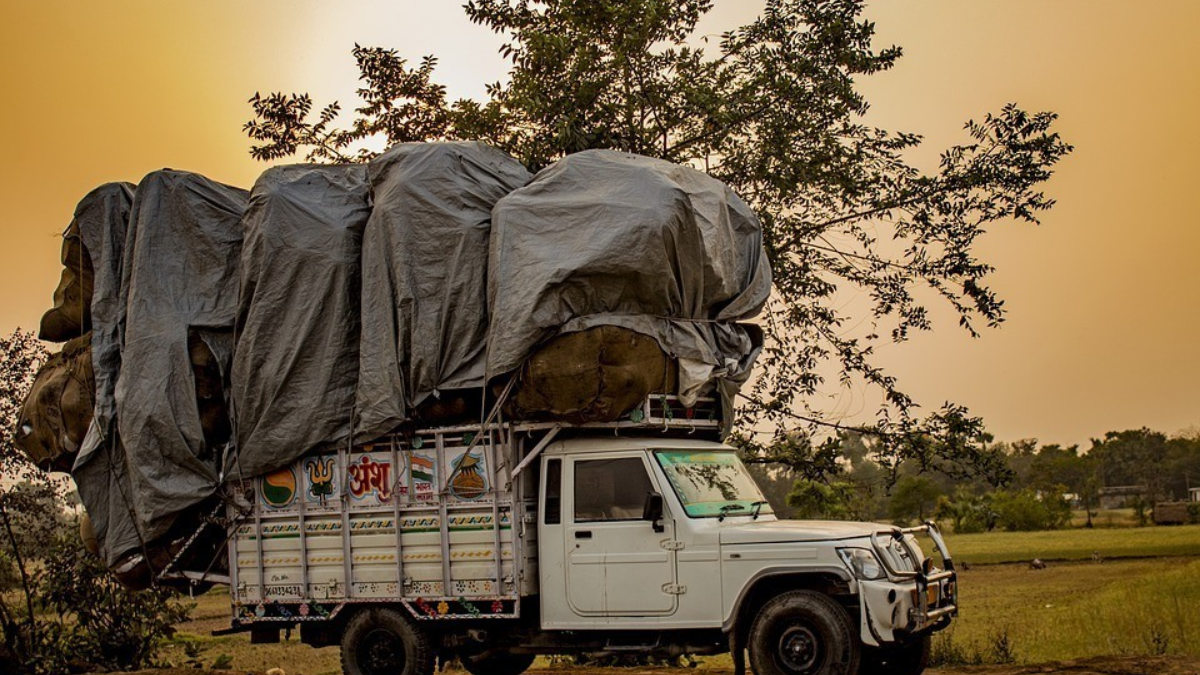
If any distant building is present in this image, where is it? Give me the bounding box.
[1098,485,1146,510]
[1190,487,1200,503]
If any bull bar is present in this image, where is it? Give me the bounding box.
[870,521,958,629]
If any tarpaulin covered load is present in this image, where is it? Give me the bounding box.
[17,183,133,474]
[110,170,248,551]
[13,182,141,567]
[37,182,135,347]
[355,142,531,441]
[487,150,771,426]
[25,143,772,573]
[230,164,370,479]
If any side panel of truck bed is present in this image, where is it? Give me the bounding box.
[228,428,520,622]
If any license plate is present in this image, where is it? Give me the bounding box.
[925,584,940,608]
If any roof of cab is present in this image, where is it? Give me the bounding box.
[541,435,732,456]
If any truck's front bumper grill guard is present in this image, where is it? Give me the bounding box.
[871,521,958,631]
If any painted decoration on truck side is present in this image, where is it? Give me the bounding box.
[409,452,436,503]
[261,466,297,508]
[304,456,336,505]
[448,450,487,500]
[348,454,398,504]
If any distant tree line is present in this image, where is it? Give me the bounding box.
[743,427,1200,532]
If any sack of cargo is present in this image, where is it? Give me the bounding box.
[487,150,771,427]
[504,325,678,424]
[38,221,93,342]
[15,333,94,472]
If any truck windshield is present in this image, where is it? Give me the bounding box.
[653,449,773,518]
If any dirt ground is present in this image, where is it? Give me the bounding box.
[93,655,1200,675]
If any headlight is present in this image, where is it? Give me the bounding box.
[878,536,920,573]
[837,547,885,580]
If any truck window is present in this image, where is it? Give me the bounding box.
[544,458,562,525]
[654,449,773,518]
[574,458,653,522]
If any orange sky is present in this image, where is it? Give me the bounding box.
[1,1,1197,448]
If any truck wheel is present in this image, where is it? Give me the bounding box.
[862,635,931,675]
[340,608,434,675]
[460,651,536,675]
[748,590,859,675]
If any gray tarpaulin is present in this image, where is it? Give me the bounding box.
[66,183,143,566]
[60,144,771,568]
[114,170,247,548]
[487,150,771,420]
[229,165,370,479]
[355,142,530,442]
[75,183,135,457]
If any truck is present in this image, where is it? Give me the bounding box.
[202,394,957,675]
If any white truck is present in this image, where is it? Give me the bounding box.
[215,395,956,675]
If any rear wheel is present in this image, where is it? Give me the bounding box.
[340,608,434,675]
[862,635,931,675]
[460,651,536,675]
[748,590,859,675]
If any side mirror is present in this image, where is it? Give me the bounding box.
[643,492,664,533]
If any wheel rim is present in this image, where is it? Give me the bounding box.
[777,624,822,673]
[358,626,406,675]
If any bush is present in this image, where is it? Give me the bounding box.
[991,489,1071,532]
[936,491,998,534]
[0,525,192,675]
[41,535,191,672]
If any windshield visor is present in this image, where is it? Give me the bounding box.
[654,449,773,518]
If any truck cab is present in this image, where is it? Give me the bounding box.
[531,437,956,675]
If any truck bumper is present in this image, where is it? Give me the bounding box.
[857,522,957,647]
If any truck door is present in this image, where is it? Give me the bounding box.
[565,454,678,616]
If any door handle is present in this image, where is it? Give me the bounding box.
[574,530,592,539]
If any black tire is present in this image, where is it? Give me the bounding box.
[341,607,435,675]
[460,651,536,675]
[748,590,860,675]
[861,635,931,675]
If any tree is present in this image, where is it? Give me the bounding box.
[1089,428,1170,525]
[887,474,942,525]
[245,0,1070,479]
[1164,431,1200,501]
[0,330,55,671]
[786,479,854,519]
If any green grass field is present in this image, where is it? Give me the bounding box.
[164,525,1200,673]
[934,556,1200,664]
[942,523,1200,565]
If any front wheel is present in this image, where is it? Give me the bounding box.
[340,607,434,675]
[748,590,860,675]
[460,651,536,675]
